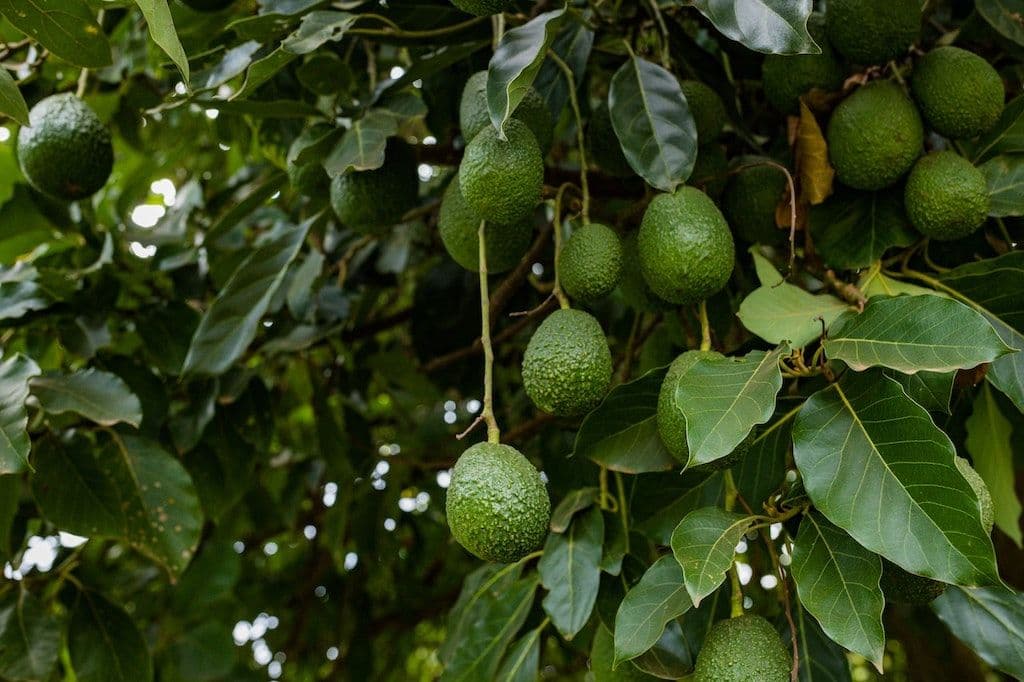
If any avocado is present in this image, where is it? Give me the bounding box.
[588,102,634,178]
[637,186,735,304]
[522,308,613,417]
[911,46,1005,139]
[689,143,729,200]
[618,232,672,313]
[179,0,234,10]
[17,94,114,201]
[880,558,948,605]
[693,615,790,682]
[827,81,923,191]
[826,0,920,65]
[590,625,659,682]
[449,0,510,16]
[904,151,989,241]
[438,173,533,273]
[445,442,550,564]
[762,13,846,114]
[287,124,331,198]
[722,159,788,244]
[459,119,544,226]
[329,140,419,232]
[680,80,728,143]
[459,71,553,150]
[559,223,624,304]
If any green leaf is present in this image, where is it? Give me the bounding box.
[670,507,755,606]
[549,487,599,533]
[486,7,566,138]
[573,366,676,474]
[738,281,848,349]
[974,95,1024,161]
[977,0,1024,49]
[183,219,312,375]
[531,20,593,119]
[689,0,819,54]
[609,55,697,191]
[940,251,1024,412]
[669,347,786,467]
[966,384,1022,546]
[884,369,954,413]
[325,112,398,177]
[613,555,692,665]
[790,512,885,668]
[441,576,539,682]
[233,47,296,101]
[33,432,203,576]
[0,0,111,68]
[783,607,853,682]
[0,69,28,126]
[281,10,356,55]
[750,246,785,286]
[792,370,1000,586]
[634,471,724,545]
[858,265,945,299]
[809,189,915,270]
[495,623,543,682]
[538,506,603,639]
[0,354,39,475]
[733,410,794,506]
[133,0,189,84]
[0,590,60,681]
[441,564,522,665]
[30,369,142,427]
[68,591,152,682]
[982,154,1024,216]
[630,620,692,678]
[932,586,1024,679]
[0,475,16,563]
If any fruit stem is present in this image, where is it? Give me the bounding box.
[548,51,590,224]
[723,469,745,618]
[698,300,712,351]
[491,14,504,51]
[478,220,501,444]
[552,184,572,309]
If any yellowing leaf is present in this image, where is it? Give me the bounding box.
[796,100,834,205]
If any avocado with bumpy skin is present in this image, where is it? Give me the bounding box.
[459,71,552,151]
[329,140,419,232]
[826,0,920,65]
[522,309,613,417]
[459,119,544,226]
[904,152,989,241]
[693,615,790,682]
[762,13,845,114]
[680,80,727,143]
[911,46,1005,139]
[445,442,550,564]
[559,223,623,304]
[17,94,114,201]
[722,159,788,244]
[438,173,533,273]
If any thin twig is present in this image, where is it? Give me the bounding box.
[477,220,501,443]
[547,52,590,223]
[698,300,712,352]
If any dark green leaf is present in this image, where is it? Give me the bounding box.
[965,384,1022,546]
[495,621,543,682]
[884,369,955,413]
[977,0,1024,49]
[0,590,60,681]
[532,20,594,119]
[69,591,152,682]
[982,154,1024,216]
[325,111,399,177]
[689,0,819,54]
[134,0,189,83]
[733,412,792,507]
[782,607,853,682]
[0,354,39,475]
[630,620,692,679]
[0,69,28,126]
[0,0,111,67]
[670,507,755,606]
[538,506,603,639]
[809,189,916,270]
[30,369,142,427]
[281,10,356,55]
[441,563,522,665]
[613,555,692,665]
[932,586,1024,678]
[549,487,598,533]
[974,95,1024,161]
[635,472,724,545]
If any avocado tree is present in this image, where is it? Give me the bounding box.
[2,0,1024,680]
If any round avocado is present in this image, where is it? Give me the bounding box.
[722,159,788,244]
[904,152,989,241]
[880,559,948,605]
[588,102,634,178]
[590,626,659,682]
[826,0,920,65]
[179,0,234,10]
[618,232,672,313]
[911,46,1005,139]
[637,186,735,305]
[445,442,550,564]
[762,13,845,114]
[459,71,552,150]
[693,615,790,682]
[680,80,728,143]
[438,173,533,273]
[522,308,613,417]
[459,118,544,226]
[956,456,994,534]
[329,140,419,232]
[17,94,114,201]
[287,124,331,198]
[448,0,510,16]
[559,223,624,304]
[827,80,923,191]
[689,143,729,200]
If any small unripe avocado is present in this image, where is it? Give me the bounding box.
[689,144,729,200]
[17,94,114,201]
[559,223,624,303]
[522,309,613,417]
[329,140,419,232]
[449,0,510,16]
[588,103,634,178]
[459,119,544,226]
[827,81,923,191]
[459,71,552,150]
[911,46,1005,139]
[762,13,845,114]
[880,558,948,605]
[637,187,735,305]
[826,0,920,65]
[445,442,550,564]
[722,159,788,244]
[693,615,790,682]
[904,152,989,241]
[590,626,659,682]
[680,80,728,143]
[438,173,533,273]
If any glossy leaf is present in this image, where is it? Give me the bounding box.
[134,0,189,83]
[635,472,724,545]
[495,623,543,682]
[792,370,1000,586]
[671,507,754,606]
[538,506,603,640]
[609,55,697,191]
[0,69,28,126]
[733,410,794,506]
[0,0,111,68]
[549,487,599,533]
[738,281,848,348]
[532,20,594,119]
[0,355,40,475]
[932,586,1024,679]
[325,94,425,176]
[974,95,1024,161]
[790,512,885,667]
[630,620,692,678]
[977,0,1024,49]
[281,10,356,54]
[965,384,1022,545]
[982,154,1024,216]
[69,591,152,682]
[689,0,819,54]
[0,590,60,681]
[30,369,142,427]
[884,369,954,413]
[809,189,915,270]
[613,555,692,665]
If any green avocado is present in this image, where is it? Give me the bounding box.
[559,223,624,304]
[826,0,920,65]
[722,159,788,244]
[590,626,659,682]
[911,46,1005,139]
[904,151,989,241]
[438,172,533,273]
[459,118,544,226]
[522,308,613,417]
[588,102,634,178]
[459,71,552,150]
[693,615,791,682]
[762,13,845,114]
[827,80,923,191]
[689,143,729,200]
[448,0,510,16]
[445,442,550,564]
[329,140,419,232]
[637,186,735,304]
[680,80,728,143]
[17,94,114,201]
